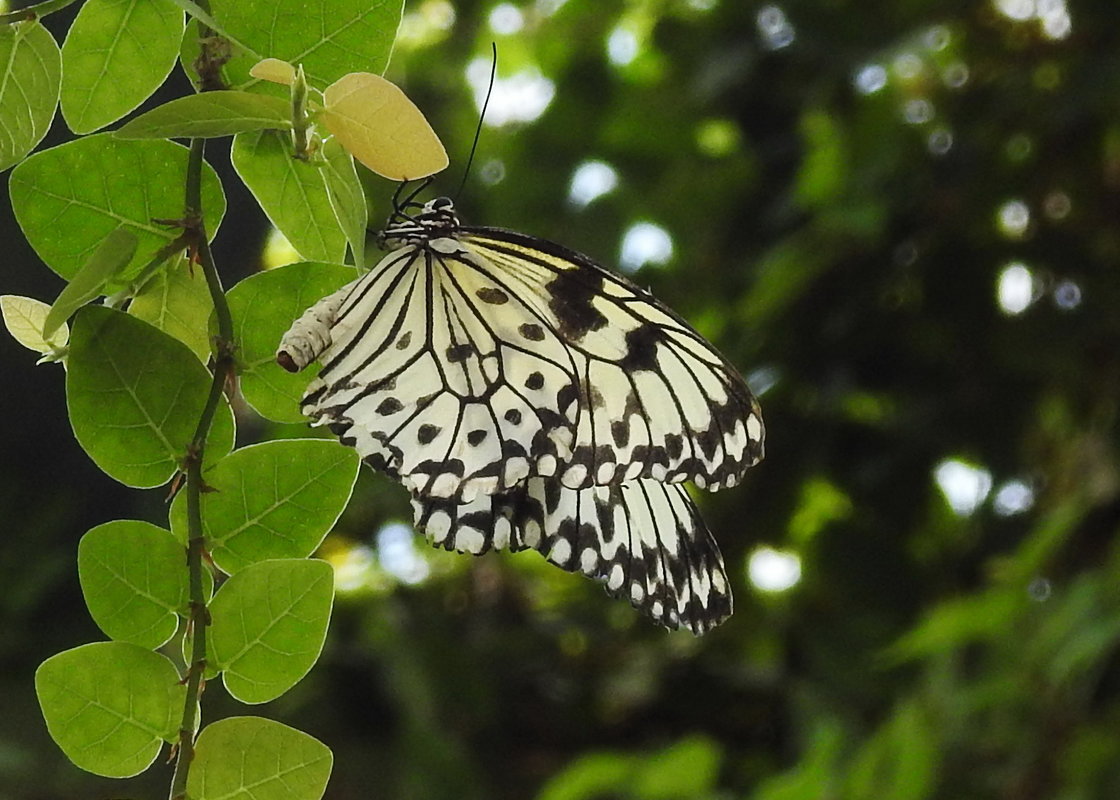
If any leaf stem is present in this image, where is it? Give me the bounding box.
[0,0,81,24]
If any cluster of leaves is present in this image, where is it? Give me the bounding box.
[1,0,449,796]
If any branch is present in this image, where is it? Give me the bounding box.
[0,0,81,24]
[168,132,239,800]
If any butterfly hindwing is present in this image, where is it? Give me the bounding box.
[411,478,733,635]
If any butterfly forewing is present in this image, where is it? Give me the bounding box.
[412,478,733,635]
[294,238,586,501]
[463,228,764,491]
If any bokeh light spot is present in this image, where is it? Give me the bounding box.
[748,547,802,592]
[619,222,674,273]
[997,262,1034,315]
[934,458,992,516]
[568,160,618,208]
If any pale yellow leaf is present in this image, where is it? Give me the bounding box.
[1,294,69,355]
[250,58,296,86]
[321,72,448,181]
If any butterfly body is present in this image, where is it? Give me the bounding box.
[278,197,763,634]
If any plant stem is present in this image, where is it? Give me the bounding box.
[0,0,81,24]
[168,134,236,800]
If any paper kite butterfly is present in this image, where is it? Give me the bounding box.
[277,196,765,634]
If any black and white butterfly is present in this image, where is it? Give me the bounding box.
[277,197,764,634]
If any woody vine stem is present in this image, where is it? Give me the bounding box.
[168,18,233,800]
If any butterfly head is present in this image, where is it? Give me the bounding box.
[380,196,461,250]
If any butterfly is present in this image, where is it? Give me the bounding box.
[277,196,764,634]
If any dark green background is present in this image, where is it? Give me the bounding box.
[3,1,1119,798]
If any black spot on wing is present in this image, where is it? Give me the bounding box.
[545,268,609,340]
[518,322,546,341]
[476,287,509,304]
[618,324,661,371]
[376,397,403,415]
[446,343,474,363]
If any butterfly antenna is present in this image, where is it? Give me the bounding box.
[391,180,411,210]
[455,42,497,201]
[389,178,434,223]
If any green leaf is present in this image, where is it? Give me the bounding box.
[321,136,367,266]
[232,130,348,263]
[35,642,184,778]
[60,0,185,134]
[188,716,333,800]
[66,305,235,488]
[538,737,722,800]
[128,254,215,362]
[846,702,938,800]
[787,476,853,547]
[43,228,138,339]
[1,294,69,360]
[208,559,335,704]
[116,90,292,139]
[168,439,359,573]
[227,262,356,423]
[795,109,849,208]
[887,589,1023,661]
[633,736,722,799]
[208,0,404,90]
[752,720,846,800]
[9,134,226,281]
[77,520,188,648]
[0,19,61,171]
[538,753,636,800]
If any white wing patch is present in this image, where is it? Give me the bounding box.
[412,479,733,635]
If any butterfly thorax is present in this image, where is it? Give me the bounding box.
[379,196,460,250]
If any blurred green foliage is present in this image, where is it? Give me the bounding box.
[2,0,1120,798]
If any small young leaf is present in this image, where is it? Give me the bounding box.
[208,559,335,704]
[35,642,184,778]
[226,262,357,422]
[167,439,359,573]
[321,136,368,267]
[208,0,402,89]
[232,130,348,263]
[188,717,332,800]
[0,19,61,171]
[66,305,235,488]
[1,295,69,357]
[128,254,215,362]
[251,57,297,86]
[78,520,188,648]
[321,72,448,181]
[115,90,292,139]
[43,228,138,339]
[9,135,226,281]
[60,0,185,134]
